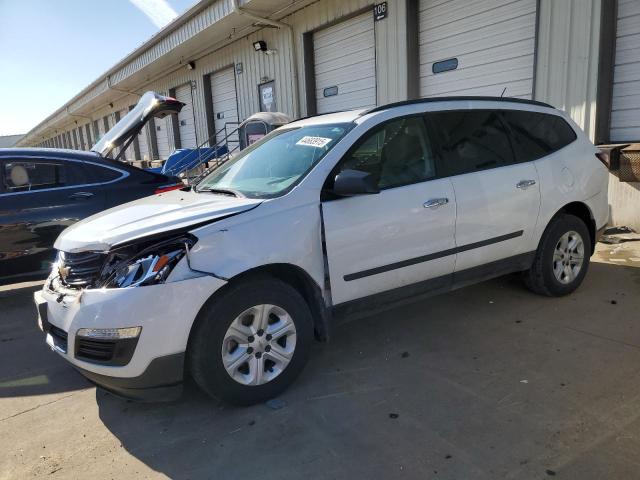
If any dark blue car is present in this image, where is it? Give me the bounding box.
[0,92,184,284]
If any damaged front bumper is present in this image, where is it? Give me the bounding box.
[34,272,226,401]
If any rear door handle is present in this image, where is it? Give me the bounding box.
[516,179,536,189]
[68,191,94,200]
[423,197,449,209]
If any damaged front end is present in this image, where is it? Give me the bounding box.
[50,234,198,293]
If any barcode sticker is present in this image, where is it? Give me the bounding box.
[296,136,332,148]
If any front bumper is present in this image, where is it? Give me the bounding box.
[35,273,226,399]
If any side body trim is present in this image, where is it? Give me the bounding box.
[344,230,524,281]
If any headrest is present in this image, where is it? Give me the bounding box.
[10,165,29,187]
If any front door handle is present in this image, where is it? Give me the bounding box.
[68,191,94,200]
[423,197,449,209]
[516,179,536,190]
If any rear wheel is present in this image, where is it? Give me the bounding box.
[189,276,313,405]
[524,214,591,296]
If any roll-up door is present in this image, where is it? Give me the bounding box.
[77,127,85,150]
[97,118,106,143]
[137,125,152,161]
[155,117,173,160]
[418,0,536,99]
[175,83,197,148]
[210,67,240,146]
[313,12,377,114]
[610,0,640,142]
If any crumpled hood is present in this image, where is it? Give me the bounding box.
[55,189,262,253]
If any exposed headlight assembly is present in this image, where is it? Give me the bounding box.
[97,235,196,288]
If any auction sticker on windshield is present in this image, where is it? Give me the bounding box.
[296,136,332,148]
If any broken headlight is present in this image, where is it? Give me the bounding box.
[96,235,195,288]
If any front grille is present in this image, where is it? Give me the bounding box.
[58,251,106,288]
[76,338,116,362]
[49,324,68,353]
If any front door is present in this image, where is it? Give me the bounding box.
[322,115,457,305]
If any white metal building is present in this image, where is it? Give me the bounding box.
[16,0,640,227]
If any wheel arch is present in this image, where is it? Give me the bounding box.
[187,263,331,356]
[550,202,596,254]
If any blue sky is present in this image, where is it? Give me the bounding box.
[0,0,196,136]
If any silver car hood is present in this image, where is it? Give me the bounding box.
[54,189,262,253]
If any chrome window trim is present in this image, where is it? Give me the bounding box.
[0,156,130,197]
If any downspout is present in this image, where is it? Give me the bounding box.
[231,0,300,119]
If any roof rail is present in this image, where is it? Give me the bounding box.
[360,96,554,116]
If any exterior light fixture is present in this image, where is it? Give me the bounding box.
[186,61,196,70]
[253,40,267,52]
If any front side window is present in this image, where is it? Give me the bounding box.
[196,123,351,198]
[2,160,87,193]
[429,110,515,176]
[501,110,577,162]
[336,116,436,190]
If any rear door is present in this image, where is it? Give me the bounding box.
[322,115,457,305]
[0,158,106,281]
[428,109,541,274]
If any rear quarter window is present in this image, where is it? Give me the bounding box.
[85,163,124,183]
[501,111,577,162]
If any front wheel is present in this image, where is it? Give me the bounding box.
[523,214,591,297]
[188,276,313,405]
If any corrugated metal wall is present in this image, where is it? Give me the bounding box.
[534,0,602,141]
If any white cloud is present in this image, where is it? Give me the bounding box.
[129,0,178,29]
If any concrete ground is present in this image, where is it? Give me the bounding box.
[1,241,640,480]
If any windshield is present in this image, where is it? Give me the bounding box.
[195,123,352,198]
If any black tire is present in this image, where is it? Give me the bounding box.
[523,213,591,297]
[188,275,313,406]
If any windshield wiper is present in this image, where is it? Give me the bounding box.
[196,187,243,197]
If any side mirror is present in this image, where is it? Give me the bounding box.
[333,169,380,196]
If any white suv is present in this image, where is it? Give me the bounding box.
[35,97,609,405]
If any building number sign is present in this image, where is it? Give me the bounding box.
[374,2,387,21]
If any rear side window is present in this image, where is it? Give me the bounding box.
[501,111,577,162]
[2,160,86,193]
[428,110,515,176]
[2,160,87,193]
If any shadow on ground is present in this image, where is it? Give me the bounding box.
[92,260,640,480]
[0,282,91,399]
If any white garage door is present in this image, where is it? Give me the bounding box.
[137,125,152,161]
[175,83,197,148]
[314,12,377,114]
[611,0,640,142]
[154,116,173,160]
[419,0,536,99]
[210,67,240,146]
